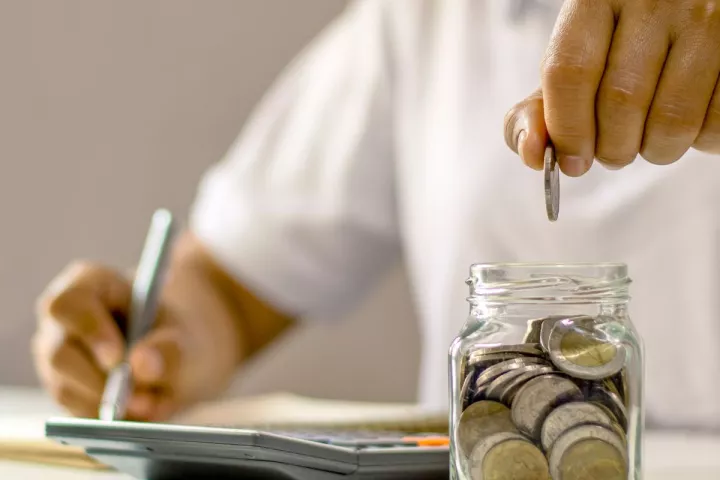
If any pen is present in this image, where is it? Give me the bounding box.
[98,208,176,421]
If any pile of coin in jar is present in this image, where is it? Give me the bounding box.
[456,315,629,480]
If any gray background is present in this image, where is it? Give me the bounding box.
[1,0,420,402]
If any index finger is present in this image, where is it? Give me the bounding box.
[541,0,615,176]
[37,263,131,368]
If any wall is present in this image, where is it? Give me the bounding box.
[0,0,420,402]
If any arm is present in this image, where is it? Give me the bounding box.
[33,0,400,422]
[188,0,400,320]
[169,229,295,365]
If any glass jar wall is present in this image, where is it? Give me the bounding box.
[448,263,644,480]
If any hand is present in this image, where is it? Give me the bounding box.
[32,257,242,422]
[509,0,720,176]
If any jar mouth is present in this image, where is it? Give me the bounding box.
[470,262,628,280]
[470,261,627,270]
[467,262,630,305]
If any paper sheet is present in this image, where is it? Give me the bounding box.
[173,392,449,431]
[0,412,109,470]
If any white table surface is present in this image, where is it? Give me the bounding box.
[2,386,720,479]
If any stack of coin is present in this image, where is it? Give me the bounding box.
[455,314,629,480]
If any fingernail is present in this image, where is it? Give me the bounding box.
[517,131,528,163]
[517,130,527,150]
[95,342,120,371]
[562,155,590,176]
[136,348,164,381]
[599,161,623,171]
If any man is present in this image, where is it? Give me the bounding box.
[32,0,720,429]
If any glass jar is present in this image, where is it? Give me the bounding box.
[448,263,643,480]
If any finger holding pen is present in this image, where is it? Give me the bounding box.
[34,215,273,423]
[34,210,187,422]
[99,208,176,422]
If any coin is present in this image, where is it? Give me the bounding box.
[587,382,628,431]
[469,431,550,480]
[539,315,582,353]
[608,369,629,406]
[544,143,559,222]
[475,357,549,392]
[468,344,546,367]
[522,318,545,344]
[511,374,583,441]
[457,401,518,457]
[501,365,557,406]
[540,401,617,452]
[468,352,528,369]
[547,424,628,480]
[600,377,625,404]
[484,364,555,403]
[461,371,475,410]
[608,418,628,443]
[548,317,626,381]
[587,401,620,425]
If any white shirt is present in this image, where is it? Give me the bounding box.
[190,0,720,429]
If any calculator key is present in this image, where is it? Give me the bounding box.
[402,436,450,447]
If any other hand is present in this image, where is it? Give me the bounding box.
[32,258,241,422]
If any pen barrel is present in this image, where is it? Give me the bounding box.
[126,209,175,345]
[99,362,132,421]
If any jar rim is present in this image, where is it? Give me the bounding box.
[470,262,628,279]
[470,262,627,269]
[467,262,630,305]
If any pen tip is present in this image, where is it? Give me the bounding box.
[99,404,118,422]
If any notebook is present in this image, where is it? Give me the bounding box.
[1,392,448,471]
[0,411,109,470]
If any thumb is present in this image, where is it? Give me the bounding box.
[504,88,548,171]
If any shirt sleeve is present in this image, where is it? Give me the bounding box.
[188,0,400,319]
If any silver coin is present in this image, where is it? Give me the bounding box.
[589,400,620,425]
[608,369,629,407]
[501,365,557,406]
[539,315,588,353]
[544,143,559,222]
[511,374,584,441]
[468,343,545,367]
[474,356,549,392]
[607,416,628,444]
[484,363,554,402]
[548,424,628,480]
[473,384,491,404]
[467,351,524,370]
[539,317,556,353]
[540,401,617,452]
[547,317,626,381]
[460,371,475,410]
[588,382,628,431]
[522,317,545,344]
[468,431,549,480]
[601,377,623,399]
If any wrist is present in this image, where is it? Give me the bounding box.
[169,230,295,366]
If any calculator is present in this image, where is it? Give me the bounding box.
[45,417,449,479]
